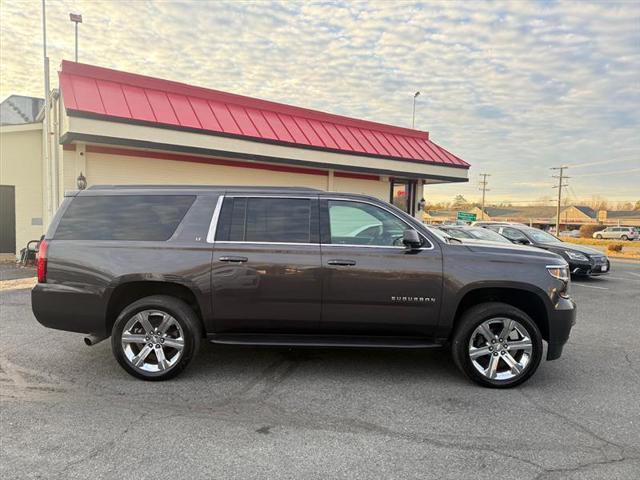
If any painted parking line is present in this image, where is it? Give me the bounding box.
[628,272,640,278]
[573,283,609,290]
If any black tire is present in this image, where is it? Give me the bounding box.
[621,235,628,241]
[451,302,543,388]
[111,295,202,381]
[595,234,603,239]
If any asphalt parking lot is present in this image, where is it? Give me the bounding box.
[1,261,639,479]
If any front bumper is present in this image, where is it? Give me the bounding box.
[569,257,610,277]
[546,296,577,361]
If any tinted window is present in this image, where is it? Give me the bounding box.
[55,195,195,241]
[328,200,409,246]
[225,198,311,243]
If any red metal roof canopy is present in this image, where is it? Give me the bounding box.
[59,61,469,169]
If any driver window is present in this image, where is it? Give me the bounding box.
[327,200,409,246]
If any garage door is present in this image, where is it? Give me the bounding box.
[0,185,16,253]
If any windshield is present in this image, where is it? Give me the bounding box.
[442,228,474,239]
[525,228,562,243]
[466,227,512,243]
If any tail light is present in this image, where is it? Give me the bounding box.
[37,239,48,283]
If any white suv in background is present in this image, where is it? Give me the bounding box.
[592,227,639,241]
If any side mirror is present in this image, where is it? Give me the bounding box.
[403,229,422,250]
[515,238,530,245]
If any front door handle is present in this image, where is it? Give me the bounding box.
[327,259,356,266]
[218,256,248,263]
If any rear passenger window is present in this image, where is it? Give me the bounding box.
[219,197,311,243]
[54,195,195,241]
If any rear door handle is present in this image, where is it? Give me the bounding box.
[218,256,248,263]
[327,259,356,266]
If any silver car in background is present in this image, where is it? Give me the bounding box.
[592,227,638,241]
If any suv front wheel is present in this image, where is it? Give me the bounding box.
[111,295,202,381]
[452,302,543,388]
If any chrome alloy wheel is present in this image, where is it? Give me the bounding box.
[468,317,533,381]
[121,310,185,373]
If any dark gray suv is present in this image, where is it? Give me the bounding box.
[32,186,576,388]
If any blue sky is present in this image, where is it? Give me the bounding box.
[1,0,638,204]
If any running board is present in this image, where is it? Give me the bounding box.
[208,334,443,349]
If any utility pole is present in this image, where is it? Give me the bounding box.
[412,91,420,128]
[479,173,491,220]
[552,166,569,234]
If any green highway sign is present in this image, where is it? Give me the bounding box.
[456,212,477,222]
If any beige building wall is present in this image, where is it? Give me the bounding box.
[80,151,391,200]
[0,125,45,256]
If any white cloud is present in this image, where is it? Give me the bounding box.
[0,0,638,202]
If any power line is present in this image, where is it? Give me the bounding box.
[479,173,491,220]
[551,166,569,234]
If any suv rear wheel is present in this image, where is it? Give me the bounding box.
[452,302,543,388]
[111,295,202,381]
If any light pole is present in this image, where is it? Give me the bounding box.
[69,13,82,62]
[412,91,420,128]
[552,166,569,234]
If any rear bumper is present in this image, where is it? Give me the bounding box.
[31,283,107,335]
[546,297,577,361]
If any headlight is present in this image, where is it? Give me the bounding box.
[547,265,570,282]
[566,251,588,261]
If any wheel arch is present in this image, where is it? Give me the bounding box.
[450,284,551,342]
[104,278,208,336]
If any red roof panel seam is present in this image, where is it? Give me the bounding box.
[324,123,351,150]
[140,89,158,122]
[380,132,410,158]
[429,142,457,165]
[412,139,444,163]
[350,127,378,154]
[240,106,262,138]
[319,122,341,150]
[203,100,222,131]
[370,130,399,157]
[334,125,358,151]
[311,121,337,148]
[184,97,204,129]
[397,136,424,160]
[291,117,318,147]
[305,120,329,148]
[256,109,279,140]
[405,137,438,163]
[275,113,298,144]
[92,79,108,115]
[115,83,133,118]
[435,143,467,166]
[362,129,390,156]
[164,92,182,126]
[352,127,380,155]
[222,103,243,134]
[343,126,366,152]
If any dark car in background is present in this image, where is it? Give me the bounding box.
[482,224,610,277]
[32,186,577,388]
[437,225,515,244]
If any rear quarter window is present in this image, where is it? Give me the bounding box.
[54,195,195,241]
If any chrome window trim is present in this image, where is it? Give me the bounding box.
[324,197,435,250]
[206,195,225,243]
